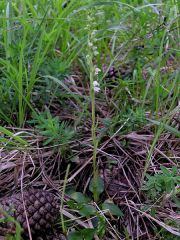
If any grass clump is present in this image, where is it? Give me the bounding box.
[29,111,75,156]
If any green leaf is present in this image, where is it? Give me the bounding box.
[150,208,156,217]
[147,119,180,137]
[67,200,79,210]
[80,228,96,240]
[172,196,180,208]
[176,176,180,184]
[79,204,96,217]
[102,202,123,217]
[0,126,28,146]
[70,192,90,204]
[96,215,106,238]
[160,166,170,176]
[68,231,83,240]
[89,176,104,200]
[146,173,152,179]
[172,166,178,175]
[165,179,174,192]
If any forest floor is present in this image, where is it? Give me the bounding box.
[0,1,179,239]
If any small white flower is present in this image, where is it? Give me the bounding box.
[93,81,99,87]
[94,50,99,56]
[88,41,93,47]
[95,68,101,75]
[93,81,100,92]
[94,86,100,92]
[91,30,97,36]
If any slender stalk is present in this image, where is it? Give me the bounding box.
[89,60,98,201]
[86,11,102,201]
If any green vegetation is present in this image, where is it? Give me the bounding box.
[142,166,180,200]
[29,111,75,146]
[0,0,179,239]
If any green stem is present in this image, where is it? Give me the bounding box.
[89,59,98,201]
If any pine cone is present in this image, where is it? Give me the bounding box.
[0,189,59,238]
